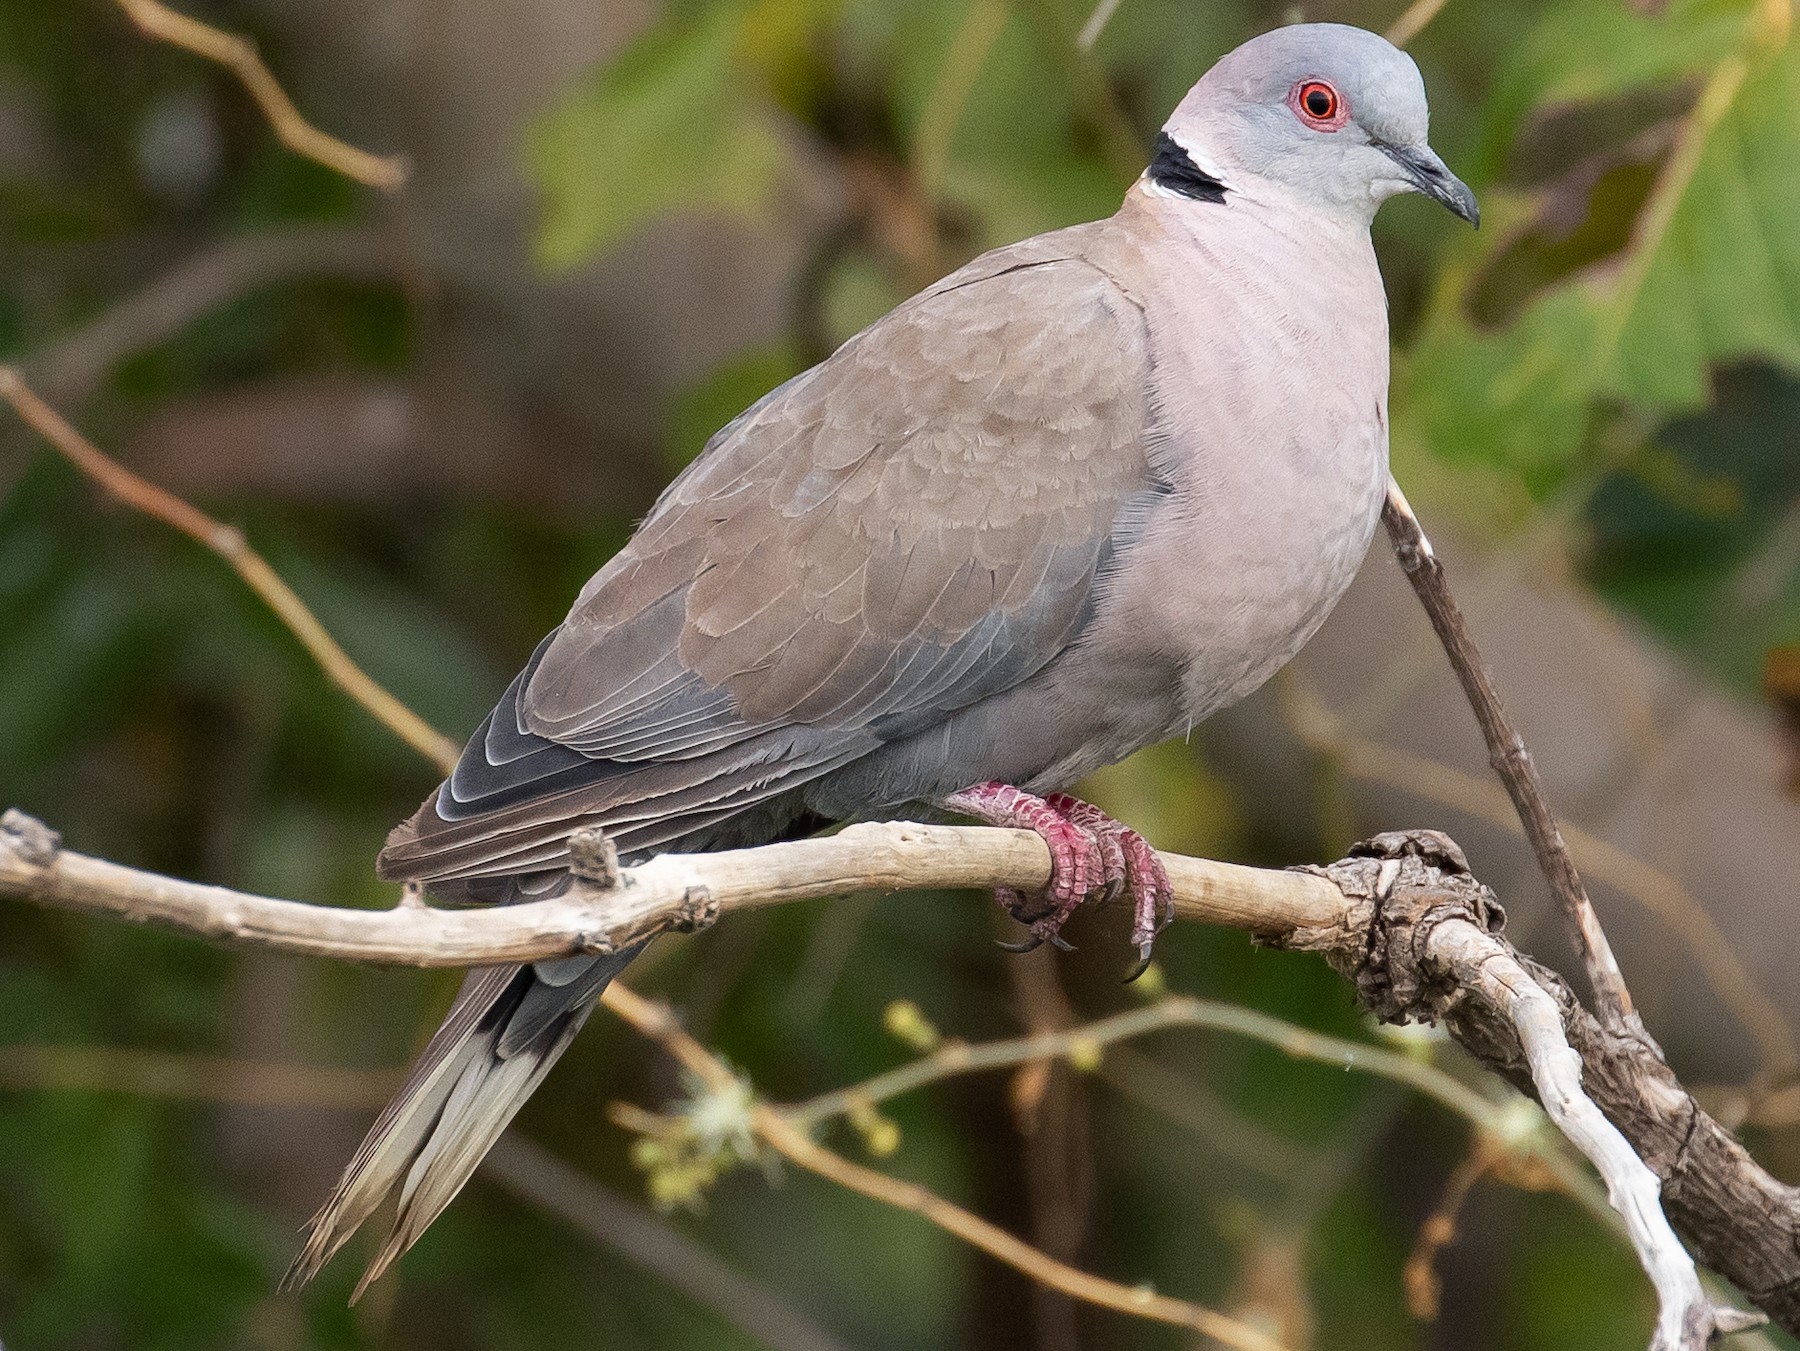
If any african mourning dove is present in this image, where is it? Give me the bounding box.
[287,21,1477,1296]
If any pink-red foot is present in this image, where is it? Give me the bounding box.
[943,782,1173,978]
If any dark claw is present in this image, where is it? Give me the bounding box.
[1121,945,1155,984]
[998,933,1045,955]
[1049,932,1077,952]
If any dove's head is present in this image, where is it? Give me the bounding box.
[1155,23,1477,227]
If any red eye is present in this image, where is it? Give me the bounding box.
[1291,79,1346,129]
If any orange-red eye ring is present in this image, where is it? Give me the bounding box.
[1290,79,1347,130]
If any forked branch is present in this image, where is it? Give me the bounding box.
[1381,479,1638,1033]
[0,809,1774,1348]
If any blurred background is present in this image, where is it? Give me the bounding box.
[2,0,1799,1346]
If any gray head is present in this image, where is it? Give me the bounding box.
[1152,23,1477,227]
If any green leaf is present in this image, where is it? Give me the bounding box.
[526,5,790,269]
[1397,0,1800,484]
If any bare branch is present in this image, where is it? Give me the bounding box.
[113,0,407,190]
[0,371,460,772]
[0,809,1345,968]
[1385,0,1452,48]
[28,225,404,407]
[599,983,1293,1351]
[1428,919,1757,1349]
[1381,479,1637,1032]
[3,805,1789,1345]
[1279,672,1799,1076]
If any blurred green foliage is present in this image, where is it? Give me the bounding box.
[2,0,1799,1348]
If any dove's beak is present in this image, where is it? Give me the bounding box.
[1380,142,1480,227]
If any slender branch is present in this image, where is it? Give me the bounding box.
[112,0,407,191]
[780,993,1614,1230]
[1279,672,1799,1076]
[0,370,460,772]
[1425,919,1760,1349]
[0,809,1346,968]
[599,983,1291,1351]
[1404,1137,1504,1319]
[789,997,1500,1134]
[1011,0,1145,181]
[912,0,1012,198]
[28,225,403,406]
[1385,0,1451,48]
[1076,0,1126,51]
[1381,478,1636,1032]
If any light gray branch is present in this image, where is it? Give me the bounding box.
[1426,919,1761,1350]
[0,810,1348,967]
[0,807,1770,1347]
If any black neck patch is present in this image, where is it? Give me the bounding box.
[1147,133,1228,203]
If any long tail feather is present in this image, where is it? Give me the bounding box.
[281,945,643,1298]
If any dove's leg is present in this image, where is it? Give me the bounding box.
[943,783,1171,974]
[1044,794,1174,979]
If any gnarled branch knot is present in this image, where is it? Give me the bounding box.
[1291,829,1505,1025]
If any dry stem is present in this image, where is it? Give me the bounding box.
[0,807,1775,1346]
[600,983,1292,1351]
[0,369,459,772]
[0,810,1345,968]
[113,0,407,190]
[1382,479,1636,1031]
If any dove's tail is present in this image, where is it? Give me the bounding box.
[281,944,644,1301]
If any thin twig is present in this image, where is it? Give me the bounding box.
[1279,673,1798,1076]
[1426,919,1761,1349]
[1381,478,1636,1032]
[1076,0,1126,50]
[599,984,1291,1351]
[113,0,407,191]
[0,370,460,772]
[1385,0,1451,48]
[912,0,1012,198]
[1403,1137,1501,1319]
[780,994,1614,1230]
[1011,0,1145,181]
[790,997,1498,1133]
[28,225,402,406]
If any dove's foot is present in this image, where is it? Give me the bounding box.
[942,783,1173,976]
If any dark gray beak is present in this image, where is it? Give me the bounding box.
[1380,142,1479,227]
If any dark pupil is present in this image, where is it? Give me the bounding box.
[1305,87,1333,116]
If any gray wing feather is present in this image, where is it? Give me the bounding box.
[380,243,1153,887]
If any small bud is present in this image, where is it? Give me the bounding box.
[848,1097,903,1157]
[883,999,941,1052]
[864,1116,902,1157]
